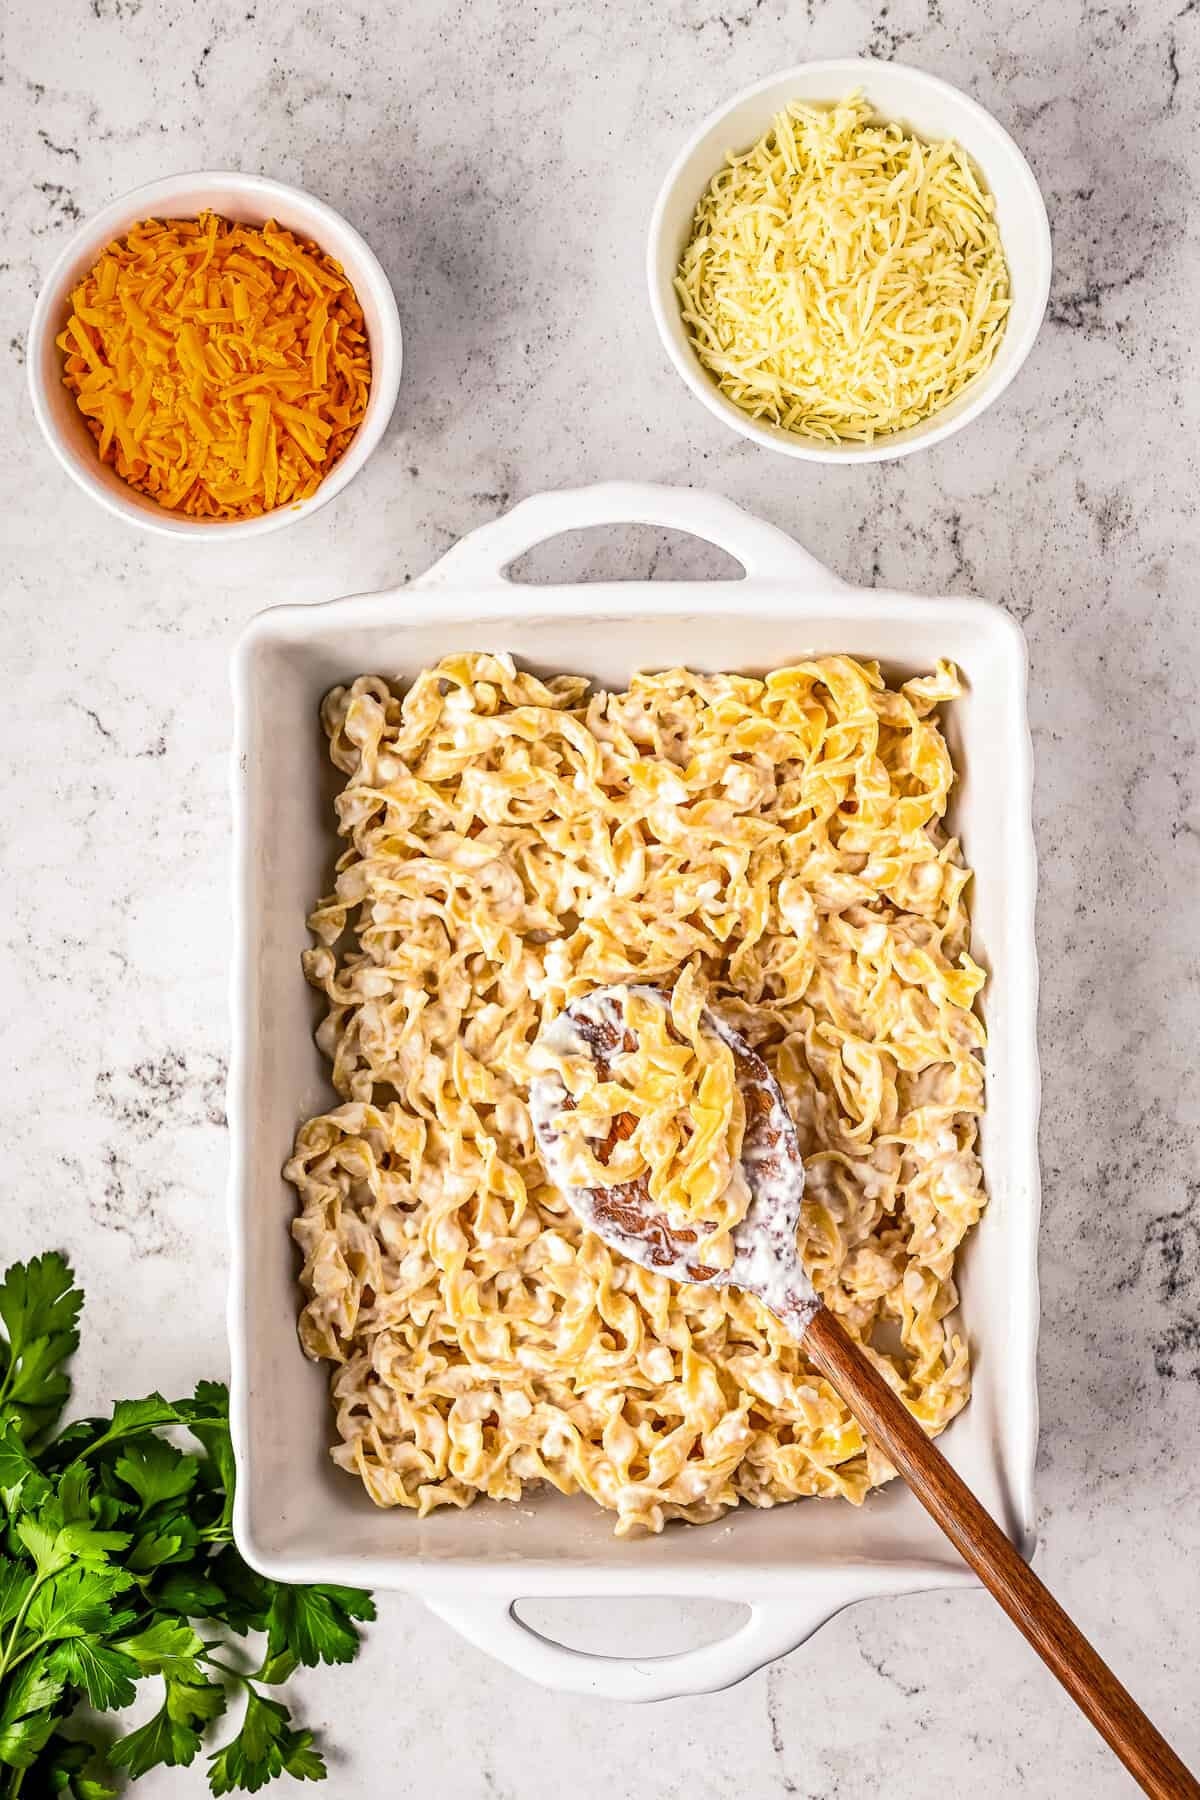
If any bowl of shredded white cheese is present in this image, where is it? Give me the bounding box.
[647,59,1050,461]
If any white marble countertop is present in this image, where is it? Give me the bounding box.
[4,1,1198,1794]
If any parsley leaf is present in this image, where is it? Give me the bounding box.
[15,1515,71,1579]
[204,1548,271,1636]
[113,1617,205,1677]
[56,1464,93,1523]
[64,1395,185,1470]
[38,1734,119,1799]
[264,1581,377,1668]
[43,1418,105,1464]
[0,1555,33,1631]
[4,1337,77,1431]
[0,1254,82,1440]
[253,1648,297,1686]
[49,1637,139,1711]
[0,1256,82,1355]
[187,1408,236,1533]
[55,1521,133,1566]
[109,1700,202,1778]
[114,1437,200,1509]
[107,1396,183,1438]
[125,1511,200,1574]
[167,1674,227,1728]
[280,1737,326,1784]
[0,1419,52,1513]
[207,1692,326,1796]
[26,1564,135,1644]
[179,1379,231,1425]
[17,1507,131,1575]
[0,1651,65,1767]
[154,1567,227,1616]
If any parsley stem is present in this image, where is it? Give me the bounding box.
[0,1629,52,1681]
[8,1766,25,1798]
[0,1570,50,1684]
[201,1651,253,1688]
[63,1408,225,1471]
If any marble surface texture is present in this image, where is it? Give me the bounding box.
[4,0,1199,1794]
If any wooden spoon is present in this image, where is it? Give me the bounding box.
[530,985,1199,1800]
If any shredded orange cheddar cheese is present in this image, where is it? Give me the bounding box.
[57,212,372,520]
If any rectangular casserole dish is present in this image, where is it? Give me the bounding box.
[228,482,1040,1700]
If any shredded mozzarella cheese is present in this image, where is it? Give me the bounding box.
[675,91,1010,443]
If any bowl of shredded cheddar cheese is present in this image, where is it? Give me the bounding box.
[28,172,402,536]
[648,60,1050,461]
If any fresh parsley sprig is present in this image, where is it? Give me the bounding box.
[0,1253,374,1796]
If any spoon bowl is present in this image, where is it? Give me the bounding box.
[529,984,816,1329]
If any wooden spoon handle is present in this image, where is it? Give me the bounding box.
[803,1307,1199,1800]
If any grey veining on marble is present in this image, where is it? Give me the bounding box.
[3,0,1198,1794]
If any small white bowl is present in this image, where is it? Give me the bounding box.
[647,59,1052,463]
[27,171,403,539]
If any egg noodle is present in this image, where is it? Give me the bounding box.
[287,652,988,1535]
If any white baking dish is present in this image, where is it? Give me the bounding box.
[228,483,1040,1701]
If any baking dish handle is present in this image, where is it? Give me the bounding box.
[422,1584,862,1702]
[412,482,846,593]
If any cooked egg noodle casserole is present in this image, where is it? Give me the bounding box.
[287,652,987,1535]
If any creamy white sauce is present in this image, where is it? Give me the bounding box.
[530,985,819,1338]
